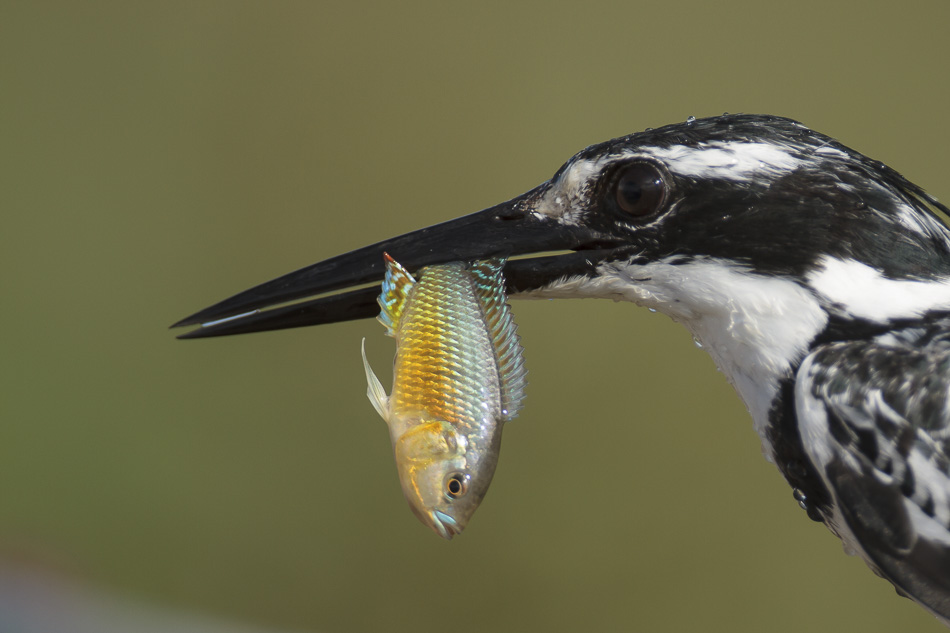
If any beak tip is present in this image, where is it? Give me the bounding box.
[170,316,195,329]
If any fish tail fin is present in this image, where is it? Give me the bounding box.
[469,259,527,421]
[361,338,390,422]
[376,252,416,337]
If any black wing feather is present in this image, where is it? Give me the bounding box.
[797,323,950,622]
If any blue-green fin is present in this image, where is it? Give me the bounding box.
[469,259,527,421]
[377,253,416,337]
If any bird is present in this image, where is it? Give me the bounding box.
[173,113,950,624]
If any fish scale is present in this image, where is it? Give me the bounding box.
[361,254,527,538]
[392,264,501,428]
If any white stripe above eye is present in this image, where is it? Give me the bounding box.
[807,257,950,322]
[647,141,803,181]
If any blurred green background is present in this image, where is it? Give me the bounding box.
[3,1,950,631]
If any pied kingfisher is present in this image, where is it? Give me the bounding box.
[174,113,950,625]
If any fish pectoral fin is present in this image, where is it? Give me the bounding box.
[361,338,390,422]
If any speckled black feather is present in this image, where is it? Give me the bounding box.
[794,318,950,619]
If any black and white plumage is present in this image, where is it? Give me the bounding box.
[797,322,950,620]
[174,114,950,624]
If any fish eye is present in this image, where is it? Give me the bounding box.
[444,472,468,499]
[612,161,668,218]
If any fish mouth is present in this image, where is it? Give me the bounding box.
[429,510,462,540]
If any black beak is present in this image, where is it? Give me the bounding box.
[172,183,624,339]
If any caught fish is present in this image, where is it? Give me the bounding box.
[361,253,527,539]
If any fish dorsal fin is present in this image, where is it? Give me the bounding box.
[377,253,416,337]
[469,259,527,421]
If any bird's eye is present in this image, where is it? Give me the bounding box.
[613,161,667,218]
[444,472,468,499]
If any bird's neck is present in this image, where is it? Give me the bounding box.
[522,257,829,456]
[524,254,950,458]
[609,258,829,455]
[616,256,950,455]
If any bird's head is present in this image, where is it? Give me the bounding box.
[173,113,950,441]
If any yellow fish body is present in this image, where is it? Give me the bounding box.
[361,253,526,538]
